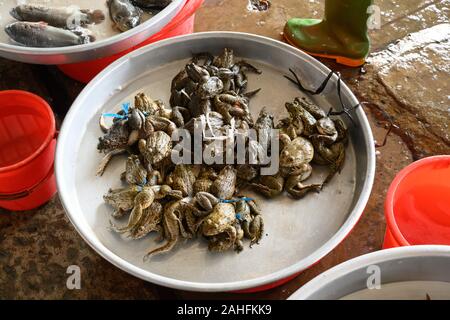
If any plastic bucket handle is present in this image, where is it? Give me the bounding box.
[0,163,55,201]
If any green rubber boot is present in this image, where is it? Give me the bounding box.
[284,0,373,67]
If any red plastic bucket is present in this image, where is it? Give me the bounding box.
[58,0,204,83]
[0,90,57,211]
[383,155,450,249]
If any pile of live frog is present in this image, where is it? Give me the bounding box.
[97,48,349,260]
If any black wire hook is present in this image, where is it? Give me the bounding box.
[285,69,361,126]
[284,68,334,95]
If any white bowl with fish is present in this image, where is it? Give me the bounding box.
[0,0,186,64]
[56,32,376,292]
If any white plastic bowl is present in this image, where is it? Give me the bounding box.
[56,32,375,292]
[289,245,450,300]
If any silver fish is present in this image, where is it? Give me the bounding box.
[132,0,172,9]
[10,5,105,30]
[5,22,94,48]
[108,0,142,32]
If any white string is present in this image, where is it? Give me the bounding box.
[200,111,236,141]
[248,139,265,164]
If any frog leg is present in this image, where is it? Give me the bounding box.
[311,133,338,146]
[144,209,180,260]
[287,182,323,199]
[129,203,163,240]
[110,203,144,234]
[214,103,233,124]
[184,208,200,235]
[234,223,244,252]
[96,148,127,176]
[242,219,252,240]
[127,130,140,146]
[154,225,165,242]
[323,144,346,186]
[249,215,264,247]
[247,200,262,215]
[250,180,283,199]
[208,226,237,252]
[111,208,127,219]
[177,211,194,239]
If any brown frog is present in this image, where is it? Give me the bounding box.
[144,200,181,260]
[129,201,163,240]
[312,137,346,186]
[193,167,217,194]
[103,185,141,218]
[235,198,264,246]
[138,131,172,166]
[194,192,219,214]
[210,165,237,200]
[134,92,160,115]
[279,135,314,176]
[285,99,317,136]
[123,155,147,185]
[313,117,338,145]
[250,174,284,198]
[110,186,155,234]
[284,166,322,199]
[166,164,196,197]
[202,202,238,252]
[144,200,199,259]
[96,118,132,176]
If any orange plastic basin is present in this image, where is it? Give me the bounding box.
[58,0,204,83]
[384,156,450,248]
[0,90,57,211]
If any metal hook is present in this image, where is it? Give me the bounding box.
[284,68,334,96]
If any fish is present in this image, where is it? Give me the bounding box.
[4,22,95,48]
[10,5,105,30]
[132,0,172,9]
[107,0,142,32]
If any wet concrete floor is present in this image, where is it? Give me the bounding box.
[0,0,449,299]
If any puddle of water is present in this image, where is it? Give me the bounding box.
[367,23,450,158]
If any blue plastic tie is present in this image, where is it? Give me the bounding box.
[102,102,130,120]
[139,177,147,187]
[219,197,254,203]
[236,213,242,220]
[102,113,127,119]
[219,199,236,203]
[122,103,130,114]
